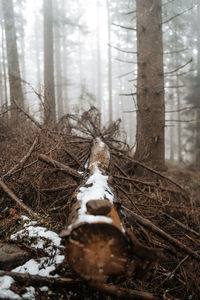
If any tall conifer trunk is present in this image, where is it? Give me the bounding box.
[135,0,165,171]
[43,0,56,124]
[2,0,24,124]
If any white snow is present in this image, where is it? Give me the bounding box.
[74,162,114,226]
[0,276,20,299]
[0,215,65,299]
[22,286,35,299]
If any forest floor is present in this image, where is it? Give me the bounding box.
[0,107,200,300]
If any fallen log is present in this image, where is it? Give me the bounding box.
[60,138,130,282]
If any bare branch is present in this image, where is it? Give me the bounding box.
[165,119,196,122]
[120,10,136,15]
[166,106,200,113]
[165,85,184,89]
[0,179,38,218]
[164,48,189,55]
[115,58,137,64]
[38,154,82,179]
[163,6,195,24]
[120,93,137,96]
[164,59,192,75]
[2,137,38,179]
[14,99,43,129]
[112,22,136,31]
[108,43,137,54]
[117,70,135,79]
[119,205,200,262]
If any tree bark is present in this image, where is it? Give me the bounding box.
[43,0,56,124]
[60,138,130,282]
[135,0,165,171]
[2,0,24,123]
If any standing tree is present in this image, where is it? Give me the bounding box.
[2,0,24,123]
[134,0,165,171]
[43,0,56,124]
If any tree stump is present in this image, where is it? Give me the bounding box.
[60,138,130,282]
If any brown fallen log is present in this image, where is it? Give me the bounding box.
[60,138,130,282]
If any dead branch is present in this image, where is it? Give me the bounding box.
[112,23,136,31]
[89,281,159,300]
[38,154,82,179]
[163,213,200,238]
[164,59,192,75]
[3,159,38,178]
[166,106,200,113]
[115,58,137,64]
[40,184,77,193]
[121,10,136,15]
[121,154,188,194]
[0,270,158,299]
[164,48,188,55]
[120,205,200,262]
[2,137,38,179]
[13,99,43,130]
[108,43,137,54]
[0,179,38,218]
[0,270,81,288]
[163,6,195,24]
[120,93,137,96]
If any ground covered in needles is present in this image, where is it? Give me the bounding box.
[0,107,200,299]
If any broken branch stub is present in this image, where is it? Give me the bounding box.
[60,138,130,282]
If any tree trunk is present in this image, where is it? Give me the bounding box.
[60,138,130,282]
[134,0,165,171]
[2,0,24,123]
[194,2,200,167]
[107,0,113,124]
[43,0,56,124]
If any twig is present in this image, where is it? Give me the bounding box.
[0,179,38,218]
[163,6,195,24]
[164,59,192,75]
[163,213,200,238]
[0,271,80,288]
[3,159,38,178]
[122,155,187,194]
[89,281,159,300]
[38,154,82,179]
[13,99,43,130]
[120,205,200,262]
[108,43,137,54]
[40,184,77,192]
[2,137,38,178]
[112,22,136,31]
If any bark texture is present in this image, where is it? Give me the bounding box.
[2,0,24,123]
[60,138,129,282]
[135,0,165,171]
[43,0,56,124]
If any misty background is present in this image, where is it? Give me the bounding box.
[0,0,199,166]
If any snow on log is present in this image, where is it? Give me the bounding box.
[60,138,130,282]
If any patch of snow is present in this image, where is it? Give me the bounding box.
[40,286,48,292]
[22,286,35,299]
[0,276,20,299]
[0,216,65,299]
[77,214,112,224]
[75,162,114,226]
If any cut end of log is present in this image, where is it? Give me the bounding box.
[65,223,129,282]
